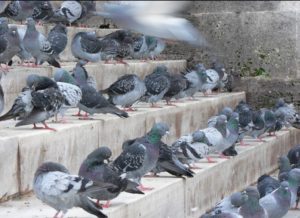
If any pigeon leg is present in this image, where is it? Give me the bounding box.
[123,107,137,112]
[79,112,93,120]
[256,137,266,143]
[102,200,111,208]
[53,211,61,218]
[239,140,251,146]
[206,156,217,163]
[218,154,230,159]
[32,123,44,129]
[144,172,159,177]
[165,100,177,106]
[150,103,162,108]
[138,184,154,191]
[116,59,129,66]
[42,122,57,131]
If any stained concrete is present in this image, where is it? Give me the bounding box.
[0,128,299,218]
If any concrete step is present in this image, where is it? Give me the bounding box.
[0,127,299,218]
[9,24,117,62]
[1,60,186,113]
[0,92,245,202]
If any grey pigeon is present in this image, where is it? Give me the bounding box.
[182,70,200,99]
[93,2,205,46]
[147,36,166,60]
[79,146,143,208]
[273,98,299,128]
[72,60,97,89]
[71,31,102,63]
[32,1,54,24]
[47,23,68,60]
[34,162,114,218]
[140,65,171,107]
[0,76,64,131]
[259,181,291,218]
[238,186,268,218]
[54,68,77,86]
[150,141,194,177]
[210,191,248,215]
[0,1,38,23]
[163,72,188,105]
[201,211,242,218]
[207,107,233,128]
[23,18,61,68]
[287,145,300,166]
[112,122,170,191]
[278,155,292,179]
[101,74,146,111]
[287,168,300,208]
[0,26,21,69]
[257,174,280,198]
[131,33,148,60]
[195,63,220,96]
[15,26,33,65]
[50,1,83,25]
[0,1,10,14]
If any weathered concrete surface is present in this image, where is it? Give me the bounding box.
[0,128,299,218]
[0,60,186,113]
[0,92,245,199]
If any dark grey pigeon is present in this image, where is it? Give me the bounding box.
[0,26,21,70]
[150,141,194,178]
[101,74,146,111]
[72,60,97,89]
[259,181,291,218]
[163,72,188,105]
[238,186,268,218]
[287,168,300,208]
[23,18,60,68]
[112,122,170,191]
[78,146,143,208]
[34,162,114,218]
[140,65,171,107]
[71,31,102,63]
[32,1,54,24]
[257,174,280,198]
[78,84,129,119]
[287,145,300,166]
[278,155,292,179]
[47,23,68,60]
[0,76,64,131]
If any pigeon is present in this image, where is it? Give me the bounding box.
[150,141,194,177]
[112,122,170,190]
[209,191,248,215]
[14,25,33,65]
[273,98,299,128]
[201,211,242,218]
[50,1,83,25]
[32,1,54,24]
[287,168,300,208]
[0,1,38,23]
[257,174,280,198]
[33,161,115,218]
[163,72,188,105]
[195,63,220,95]
[0,1,10,15]
[93,2,206,46]
[238,186,268,218]
[0,72,4,114]
[78,146,143,208]
[23,18,61,68]
[71,31,102,63]
[54,68,78,86]
[140,65,171,107]
[259,181,291,218]
[0,26,21,70]
[147,36,166,60]
[131,33,149,60]
[207,107,233,128]
[0,76,64,131]
[101,74,146,111]
[278,155,292,179]
[78,83,129,119]
[287,145,300,166]
[47,23,68,60]
[182,70,200,99]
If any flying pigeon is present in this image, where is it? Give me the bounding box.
[34,161,115,218]
[23,18,61,67]
[101,74,146,111]
[79,146,143,208]
[112,122,170,191]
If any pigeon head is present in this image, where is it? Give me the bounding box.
[279,181,290,192]
[278,155,291,170]
[54,69,77,85]
[230,191,248,207]
[195,63,206,72]
[153,65,168,75]
[279,172,289,182]
[217,115,227,124]
[191,130,206,143]
[145,35,158,48]
[7,27,20,43]
[275,98,286,108]
[86,147,112,163]
[27,74,58,91]
[220,107,233,119]
[26,18,36,27]
[147,122,170,143]
[34,162,69,180]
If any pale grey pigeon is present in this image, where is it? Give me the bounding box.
[33,162,114,218]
